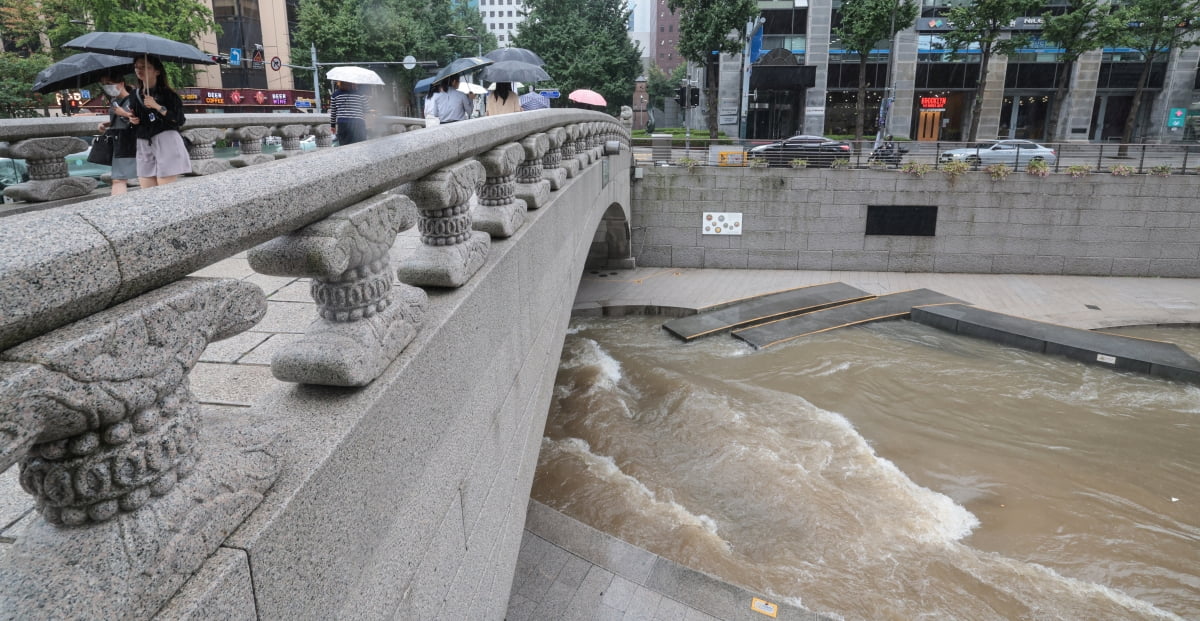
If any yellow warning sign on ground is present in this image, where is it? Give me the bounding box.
[718,151,746,166]
[751,597,779,618]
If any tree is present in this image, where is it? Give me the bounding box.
[645,62,686,111]
[1041,0,1116,141]
[667,0,758,138]
[1106,0,1200,148]
[513,0,641,113]
[834,0,918,142]
[942,0,1042,141]
[0,52,53,117]
[295,0,493,111]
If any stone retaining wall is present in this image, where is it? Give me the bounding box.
[631,167,1200,277]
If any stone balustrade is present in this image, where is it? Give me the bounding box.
[0,108,629,619]
[0,113,433,203]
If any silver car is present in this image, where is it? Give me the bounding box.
[939,140,1057,167]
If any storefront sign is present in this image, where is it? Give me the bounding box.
[920,96,947,109]
[180,92,200,102]
[204,91,225,105]
[271,92,289,105]
[1167,107,1187,128]
[229,91,244,104]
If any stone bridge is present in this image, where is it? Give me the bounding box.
[0,110,633,619]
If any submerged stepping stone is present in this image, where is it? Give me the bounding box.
[912,304,1200,384]
[732,288,966,349]
[663,282,873,341]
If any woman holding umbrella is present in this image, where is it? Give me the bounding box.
[96,70,138,195]
[329,81,369,145]
[130,55,190,187]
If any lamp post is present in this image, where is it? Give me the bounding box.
[443,27,482,57]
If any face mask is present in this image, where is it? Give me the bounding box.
[102,84,122,97]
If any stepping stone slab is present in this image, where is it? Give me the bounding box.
[663,282,873,341]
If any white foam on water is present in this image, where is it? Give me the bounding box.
[559,337,624,388]
[544,436,723,540]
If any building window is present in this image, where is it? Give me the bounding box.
[499,34,505,41]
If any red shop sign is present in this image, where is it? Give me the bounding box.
[921,96,947,109]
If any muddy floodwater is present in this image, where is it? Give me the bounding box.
[532,317,1200,620]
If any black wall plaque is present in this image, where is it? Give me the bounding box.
[866,205,938,236]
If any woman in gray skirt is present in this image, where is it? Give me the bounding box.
[130,55,190,187]
[96,71,137,195]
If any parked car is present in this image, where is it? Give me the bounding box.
[748,135,852,167]
[938,140,1057,167]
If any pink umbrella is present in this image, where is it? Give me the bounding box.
[567,89,606,107]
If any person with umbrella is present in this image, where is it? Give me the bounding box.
[485,82,521,116]
[519,86,550,112]
[96,70,138,195]
[329,81,369,145]
[434,77,473,124]
[129,55,190,187]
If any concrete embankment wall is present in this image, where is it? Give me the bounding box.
[631,167,1200,277]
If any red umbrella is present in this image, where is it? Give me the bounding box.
[567,89,606,107]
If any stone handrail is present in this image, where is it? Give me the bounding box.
[0,113,429,203]
[0,107,631,618]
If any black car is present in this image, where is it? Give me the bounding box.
[748,135,852,167]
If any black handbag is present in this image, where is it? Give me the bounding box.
[87,134,115,166]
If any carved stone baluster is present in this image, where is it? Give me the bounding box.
[558,126,581,178]
[473,143,527,238]
[573,124,592,167]
[589,123,605,159]
[275,124,310,158]
[247,194,427,386]
[312,124,335,148]
[181,127,232,176]
[388,123,409,135]
[397,160,490,288]
[0,137,97,202]
[0,278,280,620]
[515,133,551,210]
[230,126,273,167]
[541,127,568,191]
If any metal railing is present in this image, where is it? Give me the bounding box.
[637,138,1200,175]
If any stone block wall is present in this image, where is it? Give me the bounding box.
[631,167,1200,277]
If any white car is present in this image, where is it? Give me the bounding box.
[939,140,1057,167]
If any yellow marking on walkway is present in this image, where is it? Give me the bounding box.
[751,597,779,617]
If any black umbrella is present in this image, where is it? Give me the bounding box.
[62,31,216,65]
[483,47,545,67]
[32,53,133,93]
[481,61,551,84]
[431,57,494,86]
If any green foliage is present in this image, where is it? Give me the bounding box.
[1066,164,1091,177]
[1041,0,1117,138]
[645,63,685,111]
[789,158,808,169]
[0,52,53,115]
[830,158,851,169]
[1104,0,1200,144]
[513,0,641,113]
[1109,164,1135,176]
[985,163,1013,180]
[1150,164,1173,177]
[295,0,493,100]
[900,161,932,177]
[941,160,971,177]
[1026,158,1050,177]
[677,156,700,169]
[942,0,1042,141]
[666,0,757,137]
[834,0,918,140]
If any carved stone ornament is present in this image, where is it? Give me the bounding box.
[573,123,593,167]
[230,125,274,168]
[473,143,527,238]
[515,133,552,210]
[0,137,98,203]
[558,126,581,179]
[312,124,335,148]
[541,128,568,191]
[248,193,428,386]
[181,127,233,176]
[397,160,491,288]
[0,278,280,620]
[275,124,311,159]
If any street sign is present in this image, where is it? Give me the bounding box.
[270,56,282,71]
[295,101,312,108]
[1167,107,1187,128]
[538,90,560,99]
[403,55,417,71]
[251,46,265,69]
[229,47,242,66]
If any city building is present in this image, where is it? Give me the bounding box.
[713,0,1200,142]
[478,0,527,45]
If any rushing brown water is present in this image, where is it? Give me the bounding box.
[532,317,1200,620]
